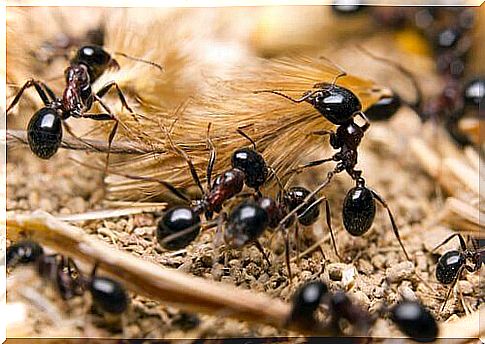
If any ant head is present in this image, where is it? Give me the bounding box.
[72,45,118,82]
[289,280,328,323]
[7,240,44,268]
[27,107,63,159]
[283,186,320,226]
[231,148,268,189]
[224,201,268,248]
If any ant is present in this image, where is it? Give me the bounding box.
[432,233,484,312]
[287,280,373,336]
[156,126,326,272]
[289,280,438,341]
[256,69,411,262]
[153,125,272,260]
[7,44,162,164]
[7,240,129,314]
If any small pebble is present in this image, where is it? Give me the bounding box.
[386,261,414,283]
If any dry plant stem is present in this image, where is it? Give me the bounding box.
[5,129,162,154]
[435,306,485,344]
[5,210,331,336]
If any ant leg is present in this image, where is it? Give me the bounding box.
[81,111,119,174]
[163,126,205,196]
[96,81,134,114]
[37,80,57,102]
[253,239,271,266]
[283,157,335,178]
[284,229,293,282]
[370,189,411,261]
[206,123,216,190]
[7,79,51,113]
[62,121,101,152]
[440,265,465,313]
[432,233,467,252]
[294,223,300,264]
[299,195,341,260]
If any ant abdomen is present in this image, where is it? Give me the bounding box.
[224,201,268,248]
[435,250,465,284]
[284,186,320,226]
[156,206,201,250]
[89,276,129,314]
[231,148,268,189]
[342,186,376,236]
[27,108,63,159]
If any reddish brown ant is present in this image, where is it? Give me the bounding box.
[7,44,163,168]
[256,67,410,262]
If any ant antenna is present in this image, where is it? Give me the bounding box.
[318,55,348,86]
[237,127,257,150]
[357,45,423,113]
[114,51,164,73]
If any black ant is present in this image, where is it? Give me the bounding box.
[288,280,438,341]
[287,280,373,336]
[7,44,162,164]
[256,72,411,262]
[433,233,484,311]
[7,240,129,314]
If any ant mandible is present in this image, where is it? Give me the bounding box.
[433,233,483,312]
[7,45,162,164]
[256,65,410,261]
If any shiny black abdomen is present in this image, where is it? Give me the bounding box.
[27,107,63,159]
[342,186,376,236]
[436,250,465,284]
